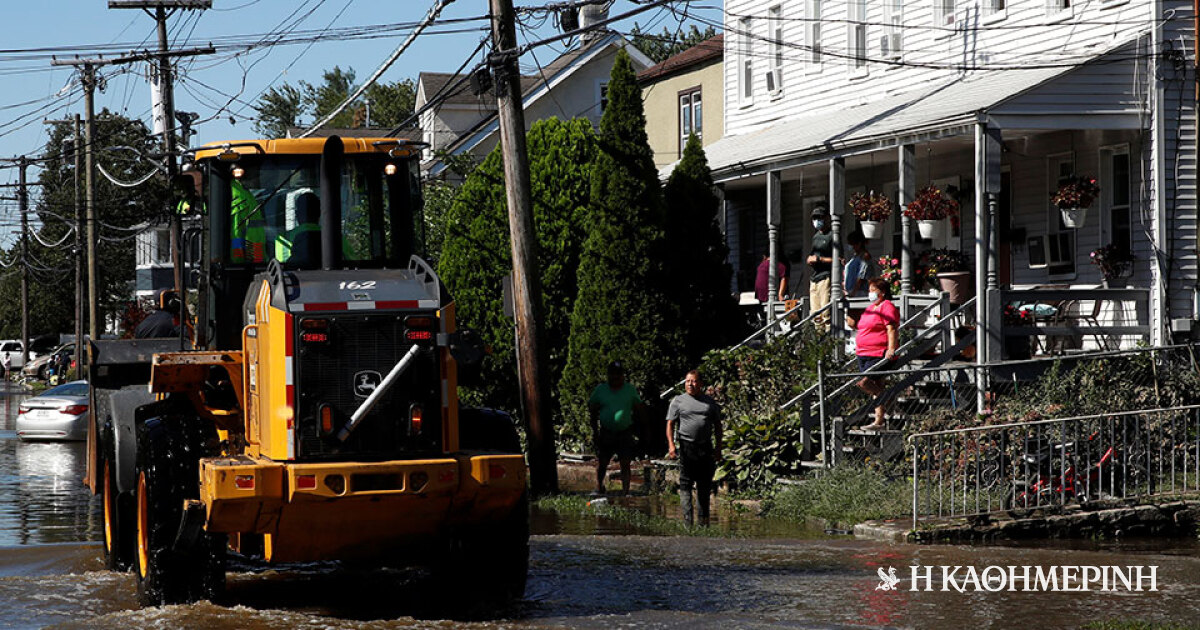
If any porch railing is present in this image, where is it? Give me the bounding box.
[989,287,1152,357]
[910,404,1200,529]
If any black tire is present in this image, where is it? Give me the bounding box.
[441,492,530,607]
[101,434,134,571]
[38,364,48,380]
[134,414,226,607]
[135,418,188,606]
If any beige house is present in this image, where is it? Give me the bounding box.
[638,35,723,170]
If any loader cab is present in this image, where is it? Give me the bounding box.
[191,136,425,351]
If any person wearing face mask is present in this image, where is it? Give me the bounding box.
[806,208,834,330]
[845,277,899,429]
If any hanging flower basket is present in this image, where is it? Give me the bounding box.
[849,190,892,231]
[1060,207,1087,228]
[917,219,945,240]
[1051,176,1100,228]
[860,220,883,239]
[903,185,958,240]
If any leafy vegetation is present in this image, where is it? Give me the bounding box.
[252,66,416,137]
[438,118,597,422]
[663,134,743,368]
[629,24,718,64]
[0,113,169,340]
[764,465,912,527]
[698,328,836,493]
[533,494,733,537]
[558,50,684,451]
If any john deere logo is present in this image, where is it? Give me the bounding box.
[353,371,382,397]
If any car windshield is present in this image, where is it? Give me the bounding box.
[42,382,87,398]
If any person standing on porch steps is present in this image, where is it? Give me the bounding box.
[666,370,723,527]
[807,208,834,330]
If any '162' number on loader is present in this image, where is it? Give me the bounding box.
[339,281,377,290]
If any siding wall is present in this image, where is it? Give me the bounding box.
[725,0,1155,136]
[641,59,725,169]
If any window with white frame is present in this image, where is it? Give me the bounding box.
[1047,154,1076,276]
[739,17,753,103]
[806,0,823,66]
[848,0,868,72]
[1046,0,1071,16]
[934,0,956,26]
[769,5,784,92]
[883,0,903,59]
[679,88,702,156]
[984,0,1006,18]
[1101,145,1132,270]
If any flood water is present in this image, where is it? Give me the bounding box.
[0,384,1197,629]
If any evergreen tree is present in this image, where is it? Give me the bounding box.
[557,50,684,451]
[664,133,741,366]
[629,24,718,64]
[438,117,597,417]
[0,112,168,340]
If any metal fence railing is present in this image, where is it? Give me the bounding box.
[909,405,1200,528]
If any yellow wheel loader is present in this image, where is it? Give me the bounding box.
[85,136,528,607]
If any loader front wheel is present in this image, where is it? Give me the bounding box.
[134,419,188,607]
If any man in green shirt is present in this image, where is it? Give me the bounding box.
[588,361,645,496]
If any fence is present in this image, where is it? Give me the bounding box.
[909,405,1200,528]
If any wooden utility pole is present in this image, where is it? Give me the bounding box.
[490,0,557,495]
[18,157,28,366]
[73,116,84,375]
[109,0,211,347]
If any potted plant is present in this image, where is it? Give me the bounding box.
[922,248,972,304]
[1090,242,1133,284]
[849,191,891,239]
[876,254,929,295]
[1051,176,1100,228]
[1001,303,1036,360]
[903,185,959,240]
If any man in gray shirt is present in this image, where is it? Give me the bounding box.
[666,370,723,527]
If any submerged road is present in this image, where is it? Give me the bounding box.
[0,384,1196,629]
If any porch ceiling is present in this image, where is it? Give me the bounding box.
[701,35,1147,184]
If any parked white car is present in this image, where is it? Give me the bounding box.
[0,340,25,374]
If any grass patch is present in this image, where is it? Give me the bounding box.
[764,465,910,527]
[533,494,737,538]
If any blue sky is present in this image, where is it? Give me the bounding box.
[0,1,719,246]
[0,1,717,172]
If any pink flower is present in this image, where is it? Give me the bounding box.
[891,258,899,266]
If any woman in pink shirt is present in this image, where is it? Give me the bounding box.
[845,277,899,429]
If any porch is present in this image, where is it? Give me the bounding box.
[702,34,1190,374]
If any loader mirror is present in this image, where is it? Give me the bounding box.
[449,328,486,387]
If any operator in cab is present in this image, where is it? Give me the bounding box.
[134,290,182,339]
[275,191,321,269]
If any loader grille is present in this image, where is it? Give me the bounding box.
[294,312,442,459]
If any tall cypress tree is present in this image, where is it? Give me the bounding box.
[664,134,741,366]
[557,49,684,451]
[438,117,597,417]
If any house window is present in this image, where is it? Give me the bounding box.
[1102,146,1132,267]
[1046,0,1071,15]
[598,81,608,115]
[883,0,903,59]
[739,17,753,104]
[1047,154,1076,276]
[848,0,868,72]
[934,0,956,26]
[806,0,823,66]
[984,0,1006,17]
[769,5,784,92]
[679,88,702,156]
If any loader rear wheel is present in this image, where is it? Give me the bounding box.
[439,491,530,607]
[101,449,133,571]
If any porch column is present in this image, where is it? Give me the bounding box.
[767,169,782,327]
[829,157,845,336]
[975,121,1002,412]
[898,144,916,298]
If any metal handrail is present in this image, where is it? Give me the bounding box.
[910,403,1200,529]
[780,296,976,410]
[658,302,829,399]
